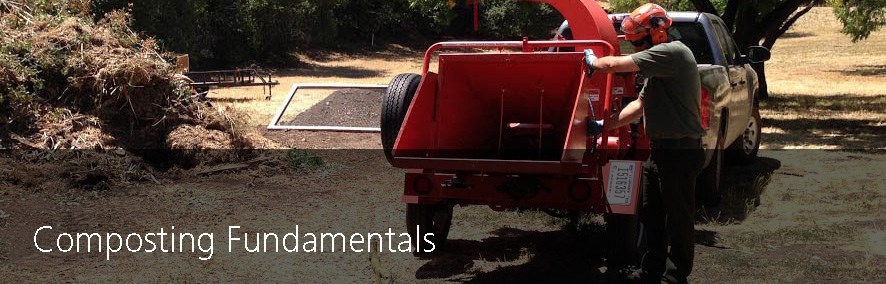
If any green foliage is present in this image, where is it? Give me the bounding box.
[86,0,567,68]
[409,0,458,32]
[480,0,562,39]
[830,0,886,41]
[90,0,446,68]
[287,149,326,171]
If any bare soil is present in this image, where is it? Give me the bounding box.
[290,89,383,128]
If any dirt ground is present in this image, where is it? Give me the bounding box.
[1,7,884,283]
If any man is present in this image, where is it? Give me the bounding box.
[585,3,706,283]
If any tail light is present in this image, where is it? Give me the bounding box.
[412,175,433,195]
[700,87,710,130]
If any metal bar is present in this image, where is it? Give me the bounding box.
[392,157,584,174]
[421,39,615,74]
[189,82,279,87]
[267,125,381,132]
[267,84,300,129]
[266,83,389,132]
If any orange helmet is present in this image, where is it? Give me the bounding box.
[621,3,673,45]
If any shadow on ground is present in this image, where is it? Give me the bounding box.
[762,94,886,150]
[210,97,266,103]
[780,31,815,38]
[296,42,430,62]
[409,157,781,282]
[416,226,610,283]
[764,93,886,113]
[289,89,382,128]
[276,64,383,78]
[697,157,782,224]
[829,64,886,77]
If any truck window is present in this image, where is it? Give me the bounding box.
[711,20,737,65]
[614,21,714,65]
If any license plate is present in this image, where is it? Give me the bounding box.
[605,160,639,206]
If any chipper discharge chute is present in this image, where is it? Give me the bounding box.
[380,0,651,260]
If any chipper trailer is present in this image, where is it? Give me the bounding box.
[381,0,650,262]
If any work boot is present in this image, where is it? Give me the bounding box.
[662,273,688,284]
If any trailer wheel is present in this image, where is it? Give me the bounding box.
[406,203,453,256]
[727,107,762,165]
[381,73,422,165]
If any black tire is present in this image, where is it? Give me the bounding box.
[727,107,762,165]
[406,203,453,256]
[381,73,422,165]
[697,131,724,208]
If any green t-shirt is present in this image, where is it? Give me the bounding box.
[630,41,705,140]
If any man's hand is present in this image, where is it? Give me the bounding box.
[587,119,604,136]
[584,49,597,76]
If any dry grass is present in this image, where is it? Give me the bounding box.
[762,7,885,150]
[207,44,429,128]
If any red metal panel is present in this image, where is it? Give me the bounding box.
[393,73,438,158]
[394,157,583,175]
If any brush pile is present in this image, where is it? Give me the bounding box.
[0,1,274,186]
[0,0,265,150]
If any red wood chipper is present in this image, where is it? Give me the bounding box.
[381,0,650,259]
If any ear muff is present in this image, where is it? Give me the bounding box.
[648,16,670,44]
[650,27,668,44]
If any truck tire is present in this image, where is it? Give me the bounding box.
[381,73,422,165]
[727,107,762,165]
[406,203,453,256]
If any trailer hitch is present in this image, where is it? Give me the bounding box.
[442,175,470,189]
[497,177,550,201]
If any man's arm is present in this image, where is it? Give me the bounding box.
[606,98,644,130]
[592,55,640,73]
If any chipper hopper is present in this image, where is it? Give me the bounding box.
[380,0,651,258]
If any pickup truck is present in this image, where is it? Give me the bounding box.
[553,12,770,205]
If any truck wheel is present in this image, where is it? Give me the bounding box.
[381,73,422,165]
[406,203,452,256]
[727,107,762,165]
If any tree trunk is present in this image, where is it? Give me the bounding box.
[752,62,768,99]
[690,0,815,100]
